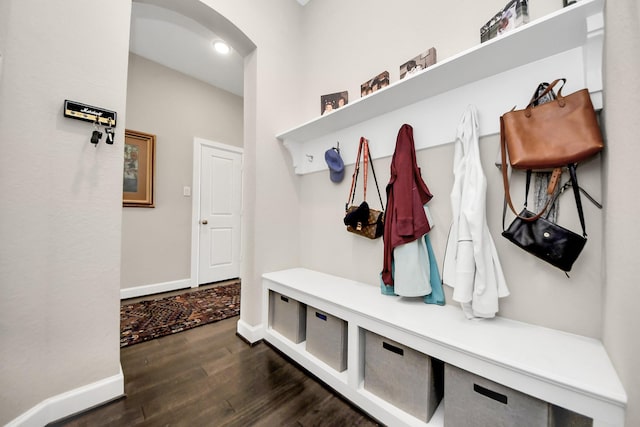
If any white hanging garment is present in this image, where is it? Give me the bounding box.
[442,105,509,319]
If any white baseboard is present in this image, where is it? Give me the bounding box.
[236,319,263,344]
[7,365,124,427]
[120,278,191,300]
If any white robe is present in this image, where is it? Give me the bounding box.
[442,105,509,319]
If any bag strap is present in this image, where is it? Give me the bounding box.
[502,163,592,237]
[540,164,588,236]
[346,137,365,209]
[550,178,602,211]
[366,142,384,209]
[568,163,588,237]
[500,116,561,221]
[546,166,602,232]
[526,78,566,109]
[346,137,384,210]
[362,138,369,201]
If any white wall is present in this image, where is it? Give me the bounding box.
[2,0,638,426]
[207,1,637,423]
[295,0,607,337]
[297,0,564,120]
[300,139,605,337]
[602,2,640,426]
[296,1,638,424]
[201,0,306,328]
[0,0,130,424]
[297,0,638,424]
[122,53,243,289]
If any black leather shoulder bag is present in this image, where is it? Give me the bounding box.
[502,164,592,273]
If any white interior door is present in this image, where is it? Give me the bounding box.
[198,143,242,285]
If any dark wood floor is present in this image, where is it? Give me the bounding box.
[51,316,379,427]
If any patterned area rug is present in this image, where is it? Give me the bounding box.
[120,281,240,347]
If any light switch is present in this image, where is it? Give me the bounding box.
[183,186,191,197]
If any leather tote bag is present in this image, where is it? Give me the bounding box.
[500,78,603,221]
[501,78,603,169]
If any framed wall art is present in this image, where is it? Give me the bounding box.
[123,129,156,207]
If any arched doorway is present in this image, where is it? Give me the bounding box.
[123,0,257,299]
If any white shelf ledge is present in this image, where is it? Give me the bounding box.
[277,0,604,175]
[262,268,626,427]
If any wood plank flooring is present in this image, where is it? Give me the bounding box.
[51,316,380,427]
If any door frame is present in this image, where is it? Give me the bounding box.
[190,137,244,288]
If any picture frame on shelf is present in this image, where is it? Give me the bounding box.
[481,0,529,43]
[498,0,529,36]
[321,91,348,115]
[123,129,156,208]
[361,71,390,97]
[399,47,437,80]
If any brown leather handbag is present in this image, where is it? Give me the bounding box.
[500,78,604,220]
[501,78,603,169]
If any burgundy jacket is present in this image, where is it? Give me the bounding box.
[381,124,433,286]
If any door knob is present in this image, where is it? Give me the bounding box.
[200,219,208,225]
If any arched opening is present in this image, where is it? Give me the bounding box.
[133,0,255,57]
[122,0,257,300]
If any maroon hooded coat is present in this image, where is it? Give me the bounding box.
[381,124,433,286]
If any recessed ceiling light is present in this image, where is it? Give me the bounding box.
[212,40,230,55]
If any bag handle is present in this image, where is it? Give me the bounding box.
[526,165,589,236]
[346,137,384,210]
[367,142,384,210]
[501,164,589,237]
[568,163,588,237]
[526,78,566,112]
[546,165,603,235]
[346,137,365,209]
[500,116,561,221]
[548,176,603,211]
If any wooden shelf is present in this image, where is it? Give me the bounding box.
[276,0,604,175]
[262,268,626,427]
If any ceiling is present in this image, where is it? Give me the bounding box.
[129,1,311,98]
[129,2,245,96]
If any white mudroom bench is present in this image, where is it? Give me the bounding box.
[261,268,626,427]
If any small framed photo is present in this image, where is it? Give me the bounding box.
[123,129,156,207]
[361,71,390,97]
[321,91,348,115]
[498,0,529,36]
[400,47,437,80]
[481,0,529,42]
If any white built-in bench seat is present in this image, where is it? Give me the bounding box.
[261,268,626,427]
